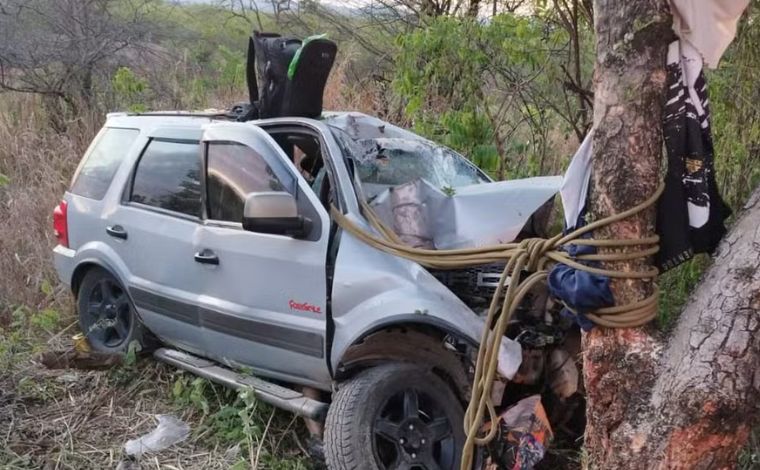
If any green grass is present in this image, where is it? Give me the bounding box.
[657,255,710,328]
[739,429,760,469]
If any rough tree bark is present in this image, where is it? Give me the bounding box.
[585,1,759,468]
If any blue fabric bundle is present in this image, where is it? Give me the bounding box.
[547,215,614,331]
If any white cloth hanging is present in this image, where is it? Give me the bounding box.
[560,131,593,229]
[669,0,750,68]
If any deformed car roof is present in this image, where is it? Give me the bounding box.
[321,112,423,142]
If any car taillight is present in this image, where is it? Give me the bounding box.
[53,200,69,248]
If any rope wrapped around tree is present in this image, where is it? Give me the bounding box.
[329,183,663,469]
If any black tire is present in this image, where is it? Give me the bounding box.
[77,267,149,353]
[325,363,465,470]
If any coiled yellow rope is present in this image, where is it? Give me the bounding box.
[329,183,663,469]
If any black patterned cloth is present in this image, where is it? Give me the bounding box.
[656,40,731,272]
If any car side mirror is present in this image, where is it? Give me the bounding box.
[242,192,311,238]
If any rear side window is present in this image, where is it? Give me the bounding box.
[130,140,201,218]
[70,128,139,199]
[206,142,290,223]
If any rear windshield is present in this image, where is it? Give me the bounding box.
[70,127,139,199]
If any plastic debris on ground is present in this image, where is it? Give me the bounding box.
[484,395,553,470]
[72,332,91,352]
[124,414,190,457]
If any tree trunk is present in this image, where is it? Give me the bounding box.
[585,0,671,463]
[646,189,760,468]
[585,1,759,468]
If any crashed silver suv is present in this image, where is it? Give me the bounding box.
[53,111,560,469]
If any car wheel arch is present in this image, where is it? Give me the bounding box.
[333,322,475,402]
[70,260,120,297]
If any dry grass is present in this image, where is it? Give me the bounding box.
[0,303,312,469]
[0,354,311,469]
[0,94,98,314]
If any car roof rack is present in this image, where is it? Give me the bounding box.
[124,111,235,119]
[125,103,264,122]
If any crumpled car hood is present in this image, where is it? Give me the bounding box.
[369,176,562,249]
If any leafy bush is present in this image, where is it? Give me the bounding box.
[112,67,150,113]
[394,13,591,179]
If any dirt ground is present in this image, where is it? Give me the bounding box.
[0,333,313,470]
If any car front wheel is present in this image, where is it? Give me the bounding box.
[325,363,465,470]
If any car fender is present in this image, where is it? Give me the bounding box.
[68,240,132,293]
[330,303,484,373]
[330,229,516,373]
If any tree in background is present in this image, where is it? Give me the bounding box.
[393,11,593,179]
[0,0,158,129]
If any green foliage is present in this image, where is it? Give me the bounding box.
[0,172,9,187]
[0,304,62,369]
[16,374,61,402]
[707,12,760,210]
[441,110,500,173]
[39,279,54,297]
[28,308,59,332]
[10,304,60,335]
[124,340,142,366]
[211,403,251,443]
[168,374,307,468]
[393,14,589,179]
[173,375,213,414]
[185,78,206,109]
[216,45,247,93]
[112,67,149,112]
[106,340,144,385]
[657,256,710,327]
[738,428,759,470]
[0,325,30,369]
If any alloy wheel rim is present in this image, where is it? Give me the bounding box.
[86,279,131,347]
[373,387,457,470]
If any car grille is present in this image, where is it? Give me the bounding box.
[430,263,507,308]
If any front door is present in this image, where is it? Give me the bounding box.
[194,123,331,387]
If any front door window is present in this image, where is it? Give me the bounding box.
[206,142,290,223]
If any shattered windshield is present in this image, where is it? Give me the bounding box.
[329,124,490,198]
[353,138,488,187]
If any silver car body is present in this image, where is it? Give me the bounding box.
[54,112,537,391]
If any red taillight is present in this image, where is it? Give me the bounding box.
[53,200,69,248]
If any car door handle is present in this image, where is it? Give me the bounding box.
[106,225,128,240]
[194,249,219,265]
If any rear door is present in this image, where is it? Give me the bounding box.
[106,128,207,353]
[194,123,332,386]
